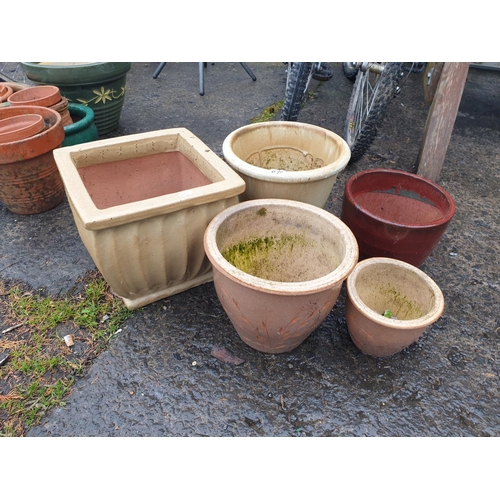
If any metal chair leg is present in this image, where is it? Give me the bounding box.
[240,62,257,81]
[155,62,255,95]
[199,62,205,95]
[153,62,166,79]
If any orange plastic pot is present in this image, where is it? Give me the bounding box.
[0,105,65,214]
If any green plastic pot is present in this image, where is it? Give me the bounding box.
[21,62,131,136]
[62,103,99,147]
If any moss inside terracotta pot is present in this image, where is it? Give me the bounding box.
[220,229,339,282]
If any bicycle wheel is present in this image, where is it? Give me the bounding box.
[343,62,402,163]
[280,63,314,121]
[312,63,334,81]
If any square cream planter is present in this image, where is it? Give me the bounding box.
[53,128,245,309]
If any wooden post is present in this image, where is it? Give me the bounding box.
[417,62,470,182]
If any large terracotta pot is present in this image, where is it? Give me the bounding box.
[345,257,445,358]
[204,198,359,353]
[341,168,456,267]
[222,121,351,208]
[20,62,131,136]
[53,127,245,309]
[0,105,65,214]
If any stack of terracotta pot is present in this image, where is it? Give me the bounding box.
[0,83,66,215]
[6,84,72,126]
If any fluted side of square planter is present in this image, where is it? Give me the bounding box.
[53,128,246,309]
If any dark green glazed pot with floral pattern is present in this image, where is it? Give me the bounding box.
[21,62,131,136]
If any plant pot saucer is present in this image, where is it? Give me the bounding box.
[0,113,45,143]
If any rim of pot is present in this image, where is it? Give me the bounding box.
[344,168,456,228]
[21,62,132,86]
[204,198,359,295]
[0,114,45,142]
[7,85,61,107]
[222,121,351,183]
[346,257,445,329]
[64,103,95,133]
[0,105,63,160]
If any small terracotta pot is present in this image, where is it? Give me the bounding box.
[345,257,445,358]
[204,198,359,353]
[0,83,14,103]
[7,85,61,107]
[341,168,456,266]
[0,114,45,143]
[0,105,65,214]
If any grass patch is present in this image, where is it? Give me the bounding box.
[250,100,284,123]
[0,270,133,436]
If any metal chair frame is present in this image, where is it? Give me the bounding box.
[153,62,256,95]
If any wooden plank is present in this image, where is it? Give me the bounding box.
[417,62,470,182]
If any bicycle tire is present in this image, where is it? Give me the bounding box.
[343,62,402,163]
[312,63,333,81]
[280,63,314,121]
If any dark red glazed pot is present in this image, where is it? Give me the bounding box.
[341,169,456,267]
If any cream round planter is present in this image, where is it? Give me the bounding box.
[203,198,359,353]
[345,257,445,358]
[222,121,351,208]
[53,128,245,310]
